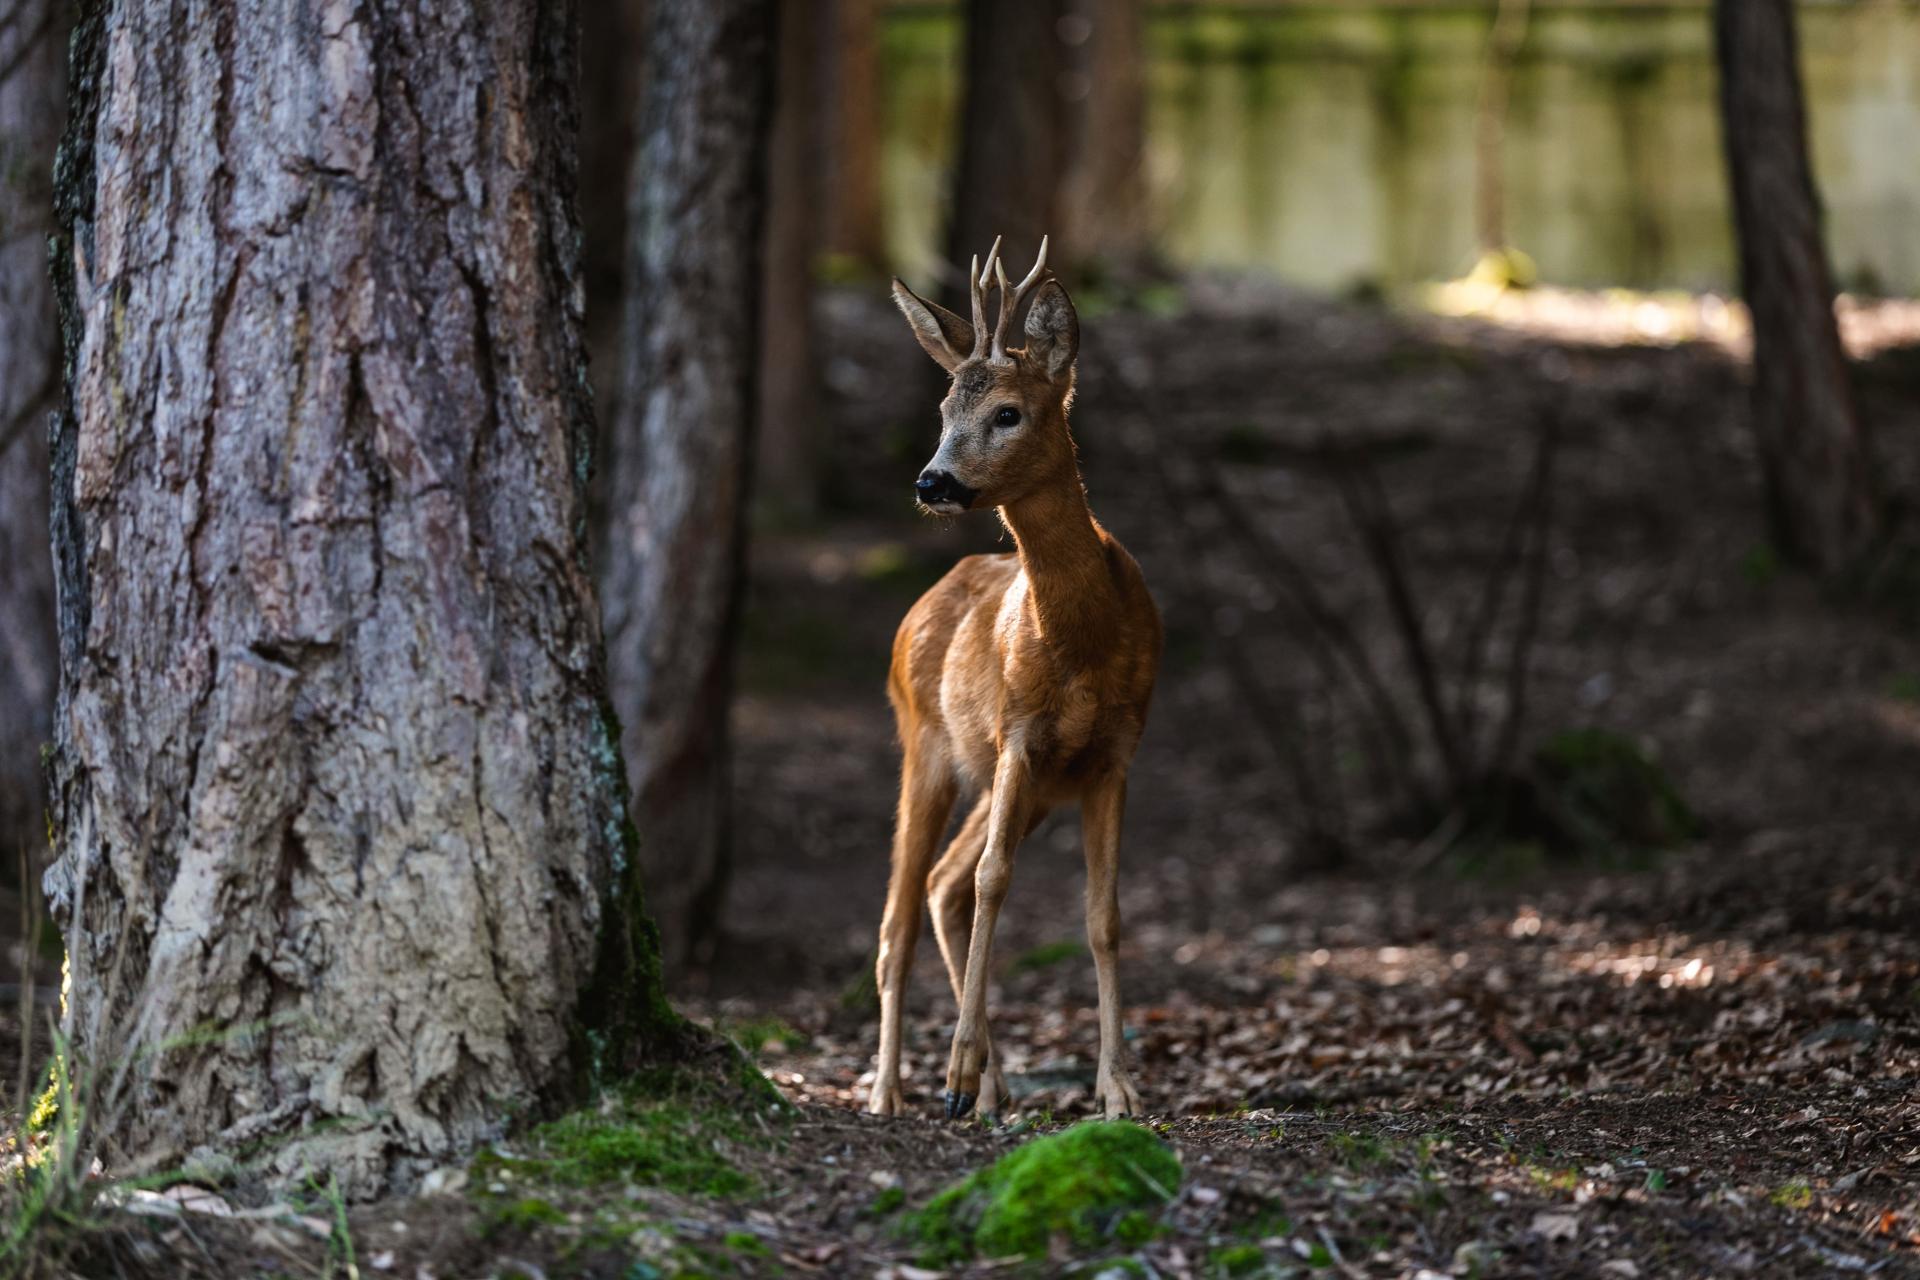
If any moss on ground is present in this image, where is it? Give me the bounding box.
[906,1120,1182,1264]
[518,1101,750,1196]
[484,1196,568,1235]
[1209,1242,1269,1275]
[472,1062,783,1224]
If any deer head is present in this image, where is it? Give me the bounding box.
[891,236,1081,514]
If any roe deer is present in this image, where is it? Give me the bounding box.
[870,237,1162,1121]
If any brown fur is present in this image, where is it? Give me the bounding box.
[869,261,1163,1120]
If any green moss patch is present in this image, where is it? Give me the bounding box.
[473,1064,781,1217]
[485,1196,568,1235]
[1210,1242,1269,1275]
[518,1102,750,1196]
[907,1120,1182,1264]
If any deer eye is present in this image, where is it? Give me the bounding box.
[994,406,1020,427]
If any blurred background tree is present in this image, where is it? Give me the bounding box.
[819,0,887,273]
[600,0,775,971]
[944,0,1068,302]
[757,0,824,524]
[1713,0,1878,577]
[0,0,60,866]
[1061,0,1153,277]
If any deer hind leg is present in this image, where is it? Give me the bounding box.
[1082,770,1143,1117]
[928,793,1011,1118]
[944,753,1034,1119]
[868,735,957,1117]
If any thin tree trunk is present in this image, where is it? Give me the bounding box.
[1473,0,1530,257]
[602,0,773,972]
[0,0,61,860]
[1063,0,1151,273]
[47,0,673,1195]
[819,0,884,270]
[1714,0,1877,573]
[756,0,820,522]
[947,0,1067,294]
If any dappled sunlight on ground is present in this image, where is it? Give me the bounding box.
[1420,278,1920,359]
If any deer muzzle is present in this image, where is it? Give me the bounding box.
[914,469,977,514]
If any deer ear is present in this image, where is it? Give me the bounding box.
[892,279,974,373]
[1023,279,1078,381]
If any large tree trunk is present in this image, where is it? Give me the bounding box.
[1062,0,1151,273]
[819,0,884,270]
[946,0,1067,293]
[756,0,820,521]
[0,0,62,860]
[1714,0,1877,574]
[602,0,772,972]
[46,0,672,1196]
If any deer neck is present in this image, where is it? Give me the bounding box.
[998,471,1114,664]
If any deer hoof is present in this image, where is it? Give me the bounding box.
[944,1089,975,1120]
[1096,1071,1144,1119]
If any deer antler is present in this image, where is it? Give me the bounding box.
[969,235,1003,361]
[989,235,1049,363]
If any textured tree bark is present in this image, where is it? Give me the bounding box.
[0,0,62,859]
[946,0,1067,294]
[1714,0,1877,574]
[1062,0,1151,272]
[819,0,884,269]
[756,0,820,521]
[46,0,673,1196]
[602,0,772,970]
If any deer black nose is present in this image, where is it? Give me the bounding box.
[915,470,976,510]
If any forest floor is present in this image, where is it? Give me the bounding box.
[6,278,1920,1278]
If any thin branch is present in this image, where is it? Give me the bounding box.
[1193,460,1430,813]
[1454,413,1560,766]
[1490,410,1562,778]
[1332,449,1467,792]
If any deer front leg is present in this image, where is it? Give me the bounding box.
[929,794,1012,1118]
[944,752,1032,1119]
[1083,771,1143,1117]
[869,739,956,1117]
